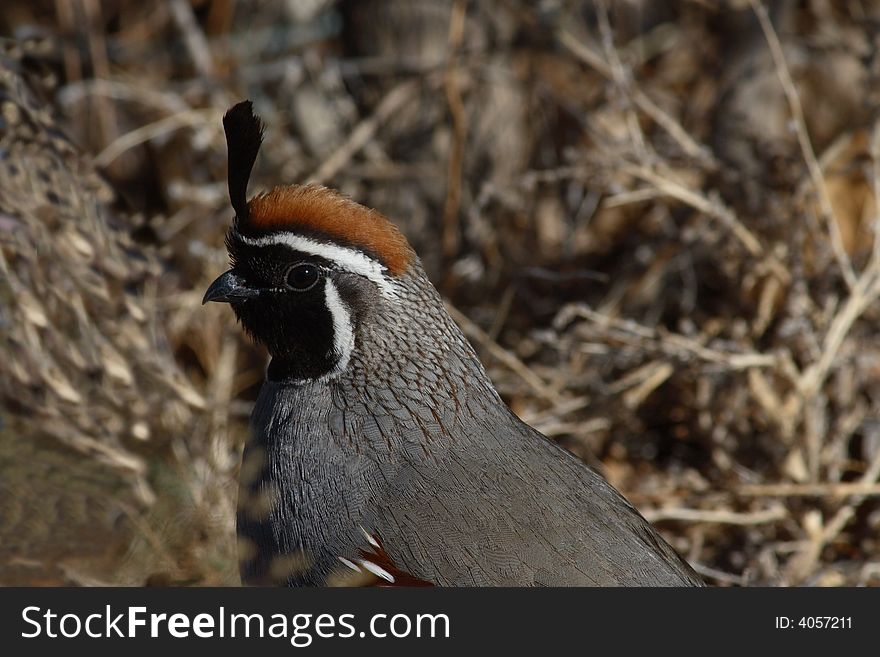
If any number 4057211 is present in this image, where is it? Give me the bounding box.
[775,617,852,629]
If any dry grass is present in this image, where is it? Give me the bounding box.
[2,0,879,586]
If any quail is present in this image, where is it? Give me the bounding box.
[205,101,704,587]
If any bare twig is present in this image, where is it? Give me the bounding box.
[308,79,422,184]
[168,0,215,78]
[94,108,221,167]
[83,0,118,153]
[783,439,880,583]
[60,78,192,114]
[555,303,779,371]
[594,0,648,158]
[446,302,564,404]
[796,265,880,398]
[642,505,788,526]
[558,27,716,166]
[749,0,856,289]
[622,162,764,257]
[442,0,468,258]
[691,563,747,586]
[739,481,880,498]
[54,0,82,86]
[869,119,880,270]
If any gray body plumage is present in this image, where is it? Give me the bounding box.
[238,263,703,586]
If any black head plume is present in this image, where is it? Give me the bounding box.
[223,100,264,225]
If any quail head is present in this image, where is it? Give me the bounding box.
[204,101,704,587]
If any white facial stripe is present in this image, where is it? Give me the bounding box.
[234,230,400,299]
[324,280,355,377]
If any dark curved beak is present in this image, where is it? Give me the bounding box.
[202,270,259,305]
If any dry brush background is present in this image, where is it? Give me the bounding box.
[1,0,880,586]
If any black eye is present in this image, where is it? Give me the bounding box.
[285,263,320,291]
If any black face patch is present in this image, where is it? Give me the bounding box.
[225,240,340,381]
[223,233,388,383]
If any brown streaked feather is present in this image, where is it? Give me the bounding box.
[244,185,414,276]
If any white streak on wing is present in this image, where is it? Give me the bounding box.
[358,560,395,583]
[359,527,380,549]
[338,557,361,572]
[324,280,355,376]
[234,230,400,299]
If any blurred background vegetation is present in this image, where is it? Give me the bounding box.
[2,0,880,586]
